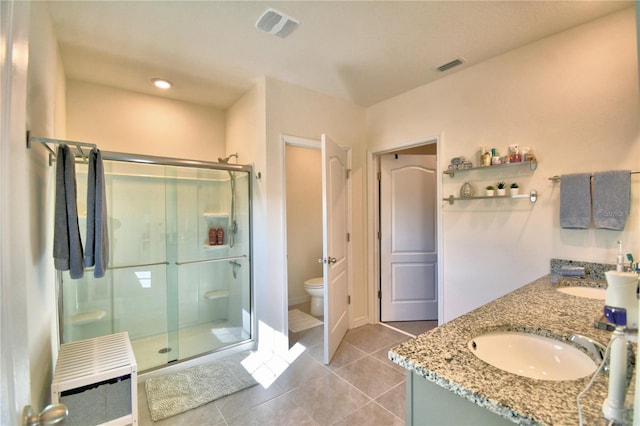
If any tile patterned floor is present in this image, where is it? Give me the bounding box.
[137,322,410,425]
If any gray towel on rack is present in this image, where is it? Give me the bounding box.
[560,173,591,229]
[53,145,84,278]
[84,147,109,277]
[593,170,630,231]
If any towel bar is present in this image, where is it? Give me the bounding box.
[27,131,97,166]
[549,171,639,182]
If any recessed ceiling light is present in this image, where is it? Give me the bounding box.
[151,78,172,89]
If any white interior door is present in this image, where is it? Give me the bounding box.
[1,0,34,423]
[321,134,350,364]
[380,154,437,321]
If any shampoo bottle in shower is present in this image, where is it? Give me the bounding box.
[217,227,224,245]
[209,227,217,245]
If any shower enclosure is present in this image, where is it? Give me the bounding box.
[58,153,252,372]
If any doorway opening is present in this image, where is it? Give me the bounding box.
[284,142,325,352]
[373,140,441,337]
[282,134,351,364]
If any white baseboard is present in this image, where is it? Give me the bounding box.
[352,315,369,329]
[288,294,310,306]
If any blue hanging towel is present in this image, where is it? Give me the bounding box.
[593,170,630,231]
[84,147,109,278]
[53,145,84,278]
[559,173,592,229]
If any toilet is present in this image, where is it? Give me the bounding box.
[304,277,324,317]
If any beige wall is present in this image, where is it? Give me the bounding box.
[227,77,367,354]
[367,7,640,321]
[264,77,368,333]
[227,78,368,351]
[225,80,275,349]
[66,80,226,160]
[285,145,323,306]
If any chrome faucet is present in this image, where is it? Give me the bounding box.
[571,334,608,369]
[571,333,635,384]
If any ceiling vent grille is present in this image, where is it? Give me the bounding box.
[436,58,465,72]
[256,8,300,38]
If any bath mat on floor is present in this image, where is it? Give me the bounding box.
[288,309,323,333]
[145,358,257,421]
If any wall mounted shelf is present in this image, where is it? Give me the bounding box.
[203,244,229,250]
[203,213,229,219]
[444,160,537,177]
[444,190,538,205]
[70,310,106,325]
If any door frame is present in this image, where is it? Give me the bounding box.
[379,154,438,321]
[281,134,354,342]
[367,135,444,325]
[1,0,33,422]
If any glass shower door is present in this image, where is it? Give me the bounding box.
[173,167,252,361]
[61,161,178,371]
[59,157,252,372]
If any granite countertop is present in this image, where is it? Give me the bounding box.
[389,274,635,425]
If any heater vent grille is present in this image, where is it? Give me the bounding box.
[256,8,300,38]
[436,58,465,72]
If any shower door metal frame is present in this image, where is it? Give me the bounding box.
[57,151,255,366]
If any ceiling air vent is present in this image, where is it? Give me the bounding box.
[256,8,300,38]
[436,58,465,72]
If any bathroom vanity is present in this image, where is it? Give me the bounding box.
[389,274,636,425]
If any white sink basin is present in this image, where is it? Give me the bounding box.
[468,332,597,381]
[557,286,606,300]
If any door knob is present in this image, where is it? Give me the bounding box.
[23,404,68,426]
[328,257,337,264]
[317,258,325,264]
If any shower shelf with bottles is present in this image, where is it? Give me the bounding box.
[203,212,229,250]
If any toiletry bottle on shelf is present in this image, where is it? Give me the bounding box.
[217,227,224,245]
[208,227,217,246]
[513,148,522,163]
[481,148,491,167]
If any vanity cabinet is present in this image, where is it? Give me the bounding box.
[407,372,512,425]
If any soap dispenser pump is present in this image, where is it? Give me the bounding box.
[616,240,625,272]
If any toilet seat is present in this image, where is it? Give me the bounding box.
[304,277,324,288]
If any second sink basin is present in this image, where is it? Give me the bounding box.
[557,286,606,299]
[468,331,597,381]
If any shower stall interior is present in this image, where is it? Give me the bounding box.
[58,154,253,372]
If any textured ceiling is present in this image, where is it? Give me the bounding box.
[48,1,634,109]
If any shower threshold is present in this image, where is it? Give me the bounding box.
[130,321,250,372]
